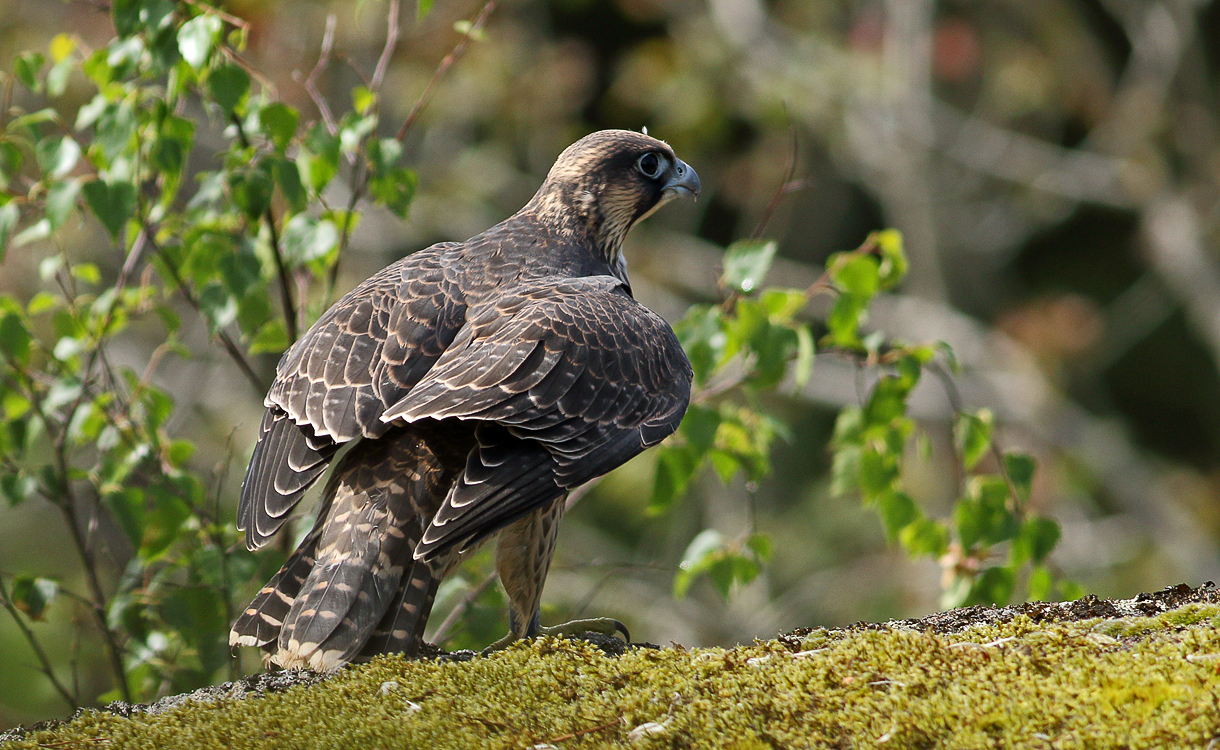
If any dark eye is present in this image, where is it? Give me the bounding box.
[636,152,664,179]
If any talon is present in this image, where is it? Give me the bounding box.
[611,619,630,644]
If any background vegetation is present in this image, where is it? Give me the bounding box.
[2,0,1220,729]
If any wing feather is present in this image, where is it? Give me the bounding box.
[383,277,691,560]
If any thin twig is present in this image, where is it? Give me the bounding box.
[752,110,807,239]
[394,0,500,142]
[303,15,339,137]
[430,571,499,645]
[229,114,298,342]
[181,0,250,29]
[326,0,405,297]
[27,380,132,703]
[0,576,78,709]
[371,0,401,91]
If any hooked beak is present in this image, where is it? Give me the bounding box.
[662,158,701,200]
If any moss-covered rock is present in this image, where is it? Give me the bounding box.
[5,586,1220,749]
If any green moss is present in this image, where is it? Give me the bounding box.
[9,603,1220,749]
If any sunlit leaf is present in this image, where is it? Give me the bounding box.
[177,13,221,70]
[954,409,993,471]
[721,239,777,294]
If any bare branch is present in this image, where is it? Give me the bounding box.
[303,15,339,137]
[371,0,402,92]
[0,576,78,710]
[395,0,501,143]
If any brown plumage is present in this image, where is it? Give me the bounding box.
[230,130,699,670]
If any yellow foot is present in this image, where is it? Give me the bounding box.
[482,618,630,655]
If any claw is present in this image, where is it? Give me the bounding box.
[482,617,630,655]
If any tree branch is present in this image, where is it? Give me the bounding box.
[394,0,500,143]
[0,576,78,710]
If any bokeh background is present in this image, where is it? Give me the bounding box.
[4,0,1220,728]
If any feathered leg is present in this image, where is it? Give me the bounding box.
[483,495,628,653]
[230,424,473,669]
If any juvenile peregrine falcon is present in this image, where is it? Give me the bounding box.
[230,130,699,670]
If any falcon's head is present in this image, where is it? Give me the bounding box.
[527,130,701,261]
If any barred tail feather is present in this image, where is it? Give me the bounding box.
[356,560,440,659]
[229,506,330,649]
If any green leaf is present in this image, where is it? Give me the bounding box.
[863,374,912,426]
[1013,517,1060,565]
[228,167,273,221]
[272,158,307,215]
[299,123,340,194]
[793,324,814,388]
[82,179,137,241]
[177,13,222,69]
[250,319,289,355]
[877,489,918,541]
[207,64,250,114]
[198,282,236,331]
[260,103,299,153]
[35,136,81,179]
[352,86,376,116]
[0,141,24,190]
[1004,452,1036,503]
[830,253,880,298]
[138,487,191,561]
[649,444,700,514]
[967,566,1015,606]
[857,446,897,500]
[282,215,339,264]
[105,488,147,547]
[707,449,741,484]
[95,101,137,163]
[898,517,949,557]
[721,239,777,294]
[218,251,262,298]
[0,312,32,366]
[673,529,725,598]
[45,179,81,230]
[1027,565,1052,601]
[14,52,45,91]
[875,229,908,289]
[956,475,1020,548]
[745,533,774,561]
[676,305,726,385]
[760,288,806,321]
[152,114,195,180]
[1,472,38,506]
[825,293,867,348]
[10,575,59,620]
[679,404,721,454]
[954,408,993,471]
[417,0,435,21]
[0,201,19,258]
[369,167,418,219]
